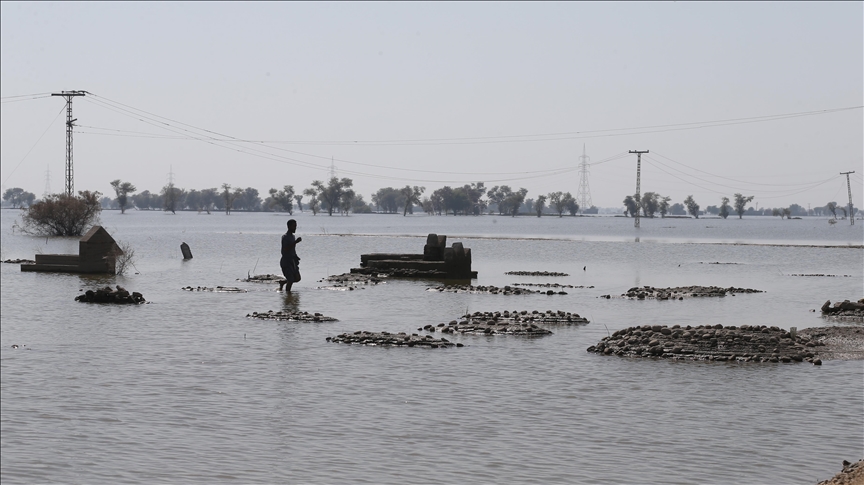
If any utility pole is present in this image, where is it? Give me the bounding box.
[841,171,855,225]
[51,91,86,196]
[329,157,337,180]
[576,144,593,212]
[629,150,648,228]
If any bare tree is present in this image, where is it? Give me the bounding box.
[221,183,239,215]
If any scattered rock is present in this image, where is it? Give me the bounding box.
[512,283,594,289]
[182,286,247,293]
[422,316,554,336]
[428,284,567,296]
[318,273,386,290]
[608,285,764,300]
[2,258,34,264]
[586,324,834,363]
[505,271,569,277]
[820,299,864,319]
[238,274,283,283]
[76,286,146,304]
[817,459,863,485]
[247,310,338,322]
[788,274,852,277]
[459,309,589,326]
[799,326,864,360]
[328,331,460,347]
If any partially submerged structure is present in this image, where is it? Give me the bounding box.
[351,234,477,279]
[21,225,121,274]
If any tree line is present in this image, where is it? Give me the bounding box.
[4,182,856,221]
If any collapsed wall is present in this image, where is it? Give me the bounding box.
[350,234,477,279]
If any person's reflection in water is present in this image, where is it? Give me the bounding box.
[281,290,300,313]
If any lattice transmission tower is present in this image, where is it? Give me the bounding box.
[43,165,52,198]
[51,90,86,195]
[575,144,593,212]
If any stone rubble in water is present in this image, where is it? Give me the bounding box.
[76,286,146,304]
[327,331,461,348]
[587,323,827,364]
[505,271,569,277]
[460,309,589,325]
[247,310,338,322]
[428,284,567,296]
[238,274,283,283]
[599,285,764,300]
[182,286,247,293]
[512,283,594,289]
[421,318,554,336]
[2,258,35,264]
[820,299,864,319]
[317,273,386,290]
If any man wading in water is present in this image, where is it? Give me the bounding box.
[279,219,302,292]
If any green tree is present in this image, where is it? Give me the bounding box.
[162,182,183,214]
[400,185,425,216]
[303,186,320,215]
[109,180,137,214]
[684,195,700,218]
[534,194,547,217]
[825,202,838,219]
[2,187,36,208]
[623,194,639,217]
[312,177,353,216]
[564,193,579,216]
[294,194,304,212]
[659,196,671,218]
[268,185,295,214]
[641,192,659,218]
[548,191,566,217]
[21,191,102,236]
[733,193,755,219]
[719,197,730,219]
[505,188,528,217]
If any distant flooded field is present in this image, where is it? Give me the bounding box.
[2,210,862,484]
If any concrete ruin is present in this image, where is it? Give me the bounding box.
[21,225,121,274]
[350,234,477,279]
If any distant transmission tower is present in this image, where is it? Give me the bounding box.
[51,90,86,195]
[575,144,593,212]
[43,165,52,197]
[167,165,175,186]
[329,157,337,180]
[841,171,855,225]
[629,150,649,228]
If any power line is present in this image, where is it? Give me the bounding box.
[1,92,53,100]
[78,96,586,180]
[0,105,65,188]
[1,94,53,104]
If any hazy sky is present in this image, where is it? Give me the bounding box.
[2,1,862,210]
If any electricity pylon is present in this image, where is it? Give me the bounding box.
[575,144,593,213]
[51,91,86,195]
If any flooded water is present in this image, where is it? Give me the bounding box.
[1,210,862,484]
